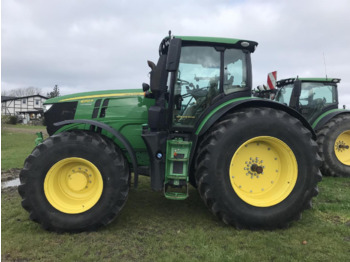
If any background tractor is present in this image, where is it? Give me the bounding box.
[273,78,350,177]
[19,35,321,232]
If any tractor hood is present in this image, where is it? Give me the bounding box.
[43,89,149,136]
[44,89,144,105]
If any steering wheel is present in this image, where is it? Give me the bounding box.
[177,78,191,85]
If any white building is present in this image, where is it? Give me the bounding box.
[1,95,48,120]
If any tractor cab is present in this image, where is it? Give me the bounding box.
[171,41,253,129]
[275,78,340,122]
[144,35,257,131]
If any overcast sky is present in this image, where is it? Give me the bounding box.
[2,0,350,106]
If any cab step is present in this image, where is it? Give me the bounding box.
[164,138,192,200]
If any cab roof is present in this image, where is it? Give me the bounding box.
[172,36,258,53]
[277,77,341,87]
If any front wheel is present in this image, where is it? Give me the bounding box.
[195,107,321,229]
[19,131,129,232]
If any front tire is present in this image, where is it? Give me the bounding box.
[317,114,350,177]
[195,107,321,229]
[19,131,129,232]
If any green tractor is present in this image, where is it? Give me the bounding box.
[274,78,350,177]
[19,35,321,232]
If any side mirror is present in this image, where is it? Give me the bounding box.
[166,38,182,72]
[142,83,150,92]
[147,61,156,70]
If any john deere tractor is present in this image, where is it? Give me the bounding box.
[19,35,321,232]
[275,78,350,177]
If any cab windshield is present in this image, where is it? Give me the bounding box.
[299,82,337,121]
[172,45,248,128]
[275,84,293,105]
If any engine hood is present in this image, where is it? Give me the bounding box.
[44,89,145,104]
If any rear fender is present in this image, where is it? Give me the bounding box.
[312,109,350,131]
[195,98,316,139]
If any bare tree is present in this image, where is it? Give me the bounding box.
[1,90,9,96]
[47,85,60,98]
[6,87,42,97]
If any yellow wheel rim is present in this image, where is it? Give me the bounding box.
[334,130,350,166]
[229,136,298,207]
[44,157,103,214]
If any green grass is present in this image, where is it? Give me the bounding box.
[2,124,46,130]
[2,177,350,261]
[2,125,350,261]
[1,128,44,171]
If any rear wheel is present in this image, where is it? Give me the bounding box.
[317,114,350,177]
[195,107,321,229]
[19,131,129,232]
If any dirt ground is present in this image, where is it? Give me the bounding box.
[1,168,21,182]
[1,169,21,193]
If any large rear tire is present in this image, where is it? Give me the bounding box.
[19,131,129,232]
[195,107,321,229]
[317,114,350,177]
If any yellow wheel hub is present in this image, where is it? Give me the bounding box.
[44,157,103,214]
[334,130,350,166]
[229,136,298,207]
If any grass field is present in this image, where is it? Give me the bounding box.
[2,125,350,261]
[1,124,47,171]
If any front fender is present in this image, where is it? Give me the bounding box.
[54,119,139,186]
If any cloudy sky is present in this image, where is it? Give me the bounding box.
[2,0,350,106]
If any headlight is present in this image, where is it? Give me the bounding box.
[43,104,53,112]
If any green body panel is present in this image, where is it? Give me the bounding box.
[47,89,154,166]
[195,97,257,135]
[311,109,347,129]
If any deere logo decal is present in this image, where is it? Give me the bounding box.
[80,99,94,104]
